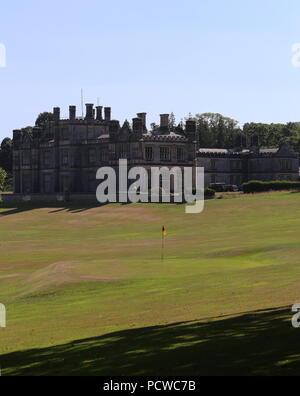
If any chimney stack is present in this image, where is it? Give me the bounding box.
[132,117,143,135]
[13,129,22,150]
[96,106,103,121]
[109,120,120,140]
[185,120,197,142]
[137,113,147,130]
[85,104,94,120]
[104,107,111,122]
[53,107,60,123]
[160,114,169,132]
[69,106,76,121]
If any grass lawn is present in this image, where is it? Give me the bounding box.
[1,192,300,376]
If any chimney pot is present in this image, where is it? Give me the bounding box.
[69,106,76,121]
[137,113,147,130]
[85,104,94,120]
[53,107,60,122]
[185,120,197,142]
[160,114,169,132]
[104,107,111,122]
[132,117,143,134]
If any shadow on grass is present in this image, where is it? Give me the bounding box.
[0,203,108,216]
[2,306,299,376]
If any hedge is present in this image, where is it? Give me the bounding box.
[243,180,300,194]
[204,188,216,198]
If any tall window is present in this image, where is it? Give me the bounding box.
[160,147,170,161]
[211,159,217,170]
[88,127,95,140]
[177,147,184,161]
[44,150,51,167]
[23,174,31,193]
[88,172,96,193]
[145,147,153,161]
[100,150,109,162]
[119,144,129,159]
[22,151,31,166]
[89,148,96,165]
[280,160,292,171]
[62,127,69,140]
[44,175,52,193]
[61,175,70,193]
[231,160,242,170]
[62,150,69,166]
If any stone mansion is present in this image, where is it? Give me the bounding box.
[10,104,299,200]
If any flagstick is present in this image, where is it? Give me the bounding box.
[161,233,165,262]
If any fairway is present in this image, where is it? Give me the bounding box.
[1,192,300,376]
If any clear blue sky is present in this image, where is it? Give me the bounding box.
[0,0,300,140]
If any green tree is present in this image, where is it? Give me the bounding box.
[243,122,300,152]
[192,113,241,148]
[35,112,54,126]
[150,123,160,131]
[0,168,7,192]
[0,138,12,172]
[169,112,176,132]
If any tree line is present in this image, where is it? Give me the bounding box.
[151,112,300,152]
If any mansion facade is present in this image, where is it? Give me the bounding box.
[10,104,299,200]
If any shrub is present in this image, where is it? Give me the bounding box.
[204,188,216,198]
[243,180,300,194]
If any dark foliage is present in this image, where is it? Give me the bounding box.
[243,180,300,194]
